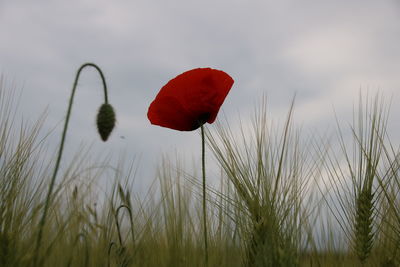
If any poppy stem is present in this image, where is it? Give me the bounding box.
[201,124,209,265]
[33,63,110,267]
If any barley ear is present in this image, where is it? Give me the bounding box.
[354,189,375,264]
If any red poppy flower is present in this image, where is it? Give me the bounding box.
[147,68,234,131]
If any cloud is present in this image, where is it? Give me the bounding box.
[1,0,400,191]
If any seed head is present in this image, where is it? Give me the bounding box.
[96,103,116,141]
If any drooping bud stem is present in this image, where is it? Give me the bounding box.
[33,63,115,267]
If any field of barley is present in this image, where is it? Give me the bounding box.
[1,77,399,267]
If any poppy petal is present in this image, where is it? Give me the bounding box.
[182,69,233,123]
[148,68,234,131]
[148,95,202,131]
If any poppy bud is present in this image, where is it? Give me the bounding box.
[96,103,116,141]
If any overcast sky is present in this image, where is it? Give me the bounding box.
[1,0,400,193]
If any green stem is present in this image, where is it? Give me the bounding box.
[33,63,109,267]
[116,204,136,247]
[201,124,209,265]
[107,242,117,267]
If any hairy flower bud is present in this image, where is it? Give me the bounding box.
[96,103,116,141]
